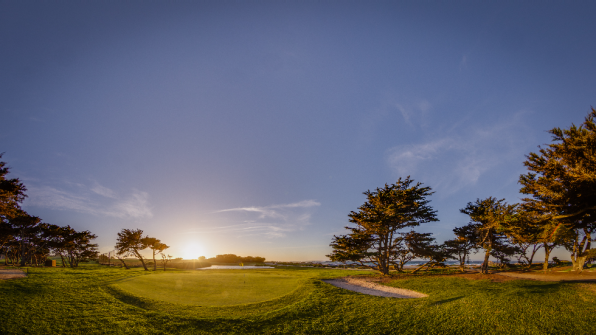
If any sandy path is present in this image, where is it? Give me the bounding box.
[0,269,27,280]
[494,271,596,282]
[322,277,427,298]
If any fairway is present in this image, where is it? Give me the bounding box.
[114,270,304,306]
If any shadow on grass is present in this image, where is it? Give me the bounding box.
[103,285,160,310]
[103,278,321,321]
[433,296,464,305]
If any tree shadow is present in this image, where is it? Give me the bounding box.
[433,296,464,305]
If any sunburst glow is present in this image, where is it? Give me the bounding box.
[182,243,205,259]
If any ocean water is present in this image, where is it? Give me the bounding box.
[316,260,486,266]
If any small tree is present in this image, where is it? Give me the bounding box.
[490,243,521,269]
[391,234,415,272]
[154,242,170,270]
[141,237,169,271]
[444,223,480,272]
[328,177,438,275]
[9,212,41,266]
[161,254,173,271]
[460,197,517,274]
[115,229,149,270]
[407,232,451,274]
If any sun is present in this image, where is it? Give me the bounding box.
[182,243,205,259]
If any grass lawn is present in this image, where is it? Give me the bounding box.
[0,264,595,334]
[114,270,304,306]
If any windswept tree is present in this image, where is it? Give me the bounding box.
[502,212,544,270]
[444,223,480,272]
[460,197,517,274]
[63,229,98,267]
[405,232,452,274]
[390,232,418,272]
[0,154,27,220]
[328,177,438,275]
[0,156,98,267]
[142,236,169,271]
[559,226,596,271]
[490,243,521,269]
[520,108,596,272]
[115,229,149,270]
[10,212,41,266]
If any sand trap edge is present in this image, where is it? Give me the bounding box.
[322,277,427,298]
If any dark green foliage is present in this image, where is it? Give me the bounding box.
[519,108,596,272]
[460,198,518,274]
[115,229,151,271]
[0,156,98,267]
[444,224,480,272]
[328,177,438,275]
[0,154,27,220]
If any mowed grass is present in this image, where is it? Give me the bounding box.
[114,270,303,306]
[1,264,595,334]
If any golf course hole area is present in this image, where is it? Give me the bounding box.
[113,271,304,306]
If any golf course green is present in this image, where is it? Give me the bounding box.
[2,265,596,334]
[114,270,304,306]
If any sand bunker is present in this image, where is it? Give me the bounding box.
[0,269,27,280]
[323,277,427,298]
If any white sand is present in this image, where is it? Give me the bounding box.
[0,269,27,280]
[322,277,427,298]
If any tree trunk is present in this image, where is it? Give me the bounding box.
[20,237,26,267]
[571,256,587,273]
[527,244,540,270]
[543,242,551,273]
[135,251,148,271]
[459,254,466,273]
[59,253,67,268]
[412,261,431,274]
[152,253,156,271]
[118,257,130,269]
[481,249,490,274]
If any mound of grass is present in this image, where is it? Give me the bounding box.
[114,270,304,306]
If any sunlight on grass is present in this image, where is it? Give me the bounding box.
[114,270,304,306]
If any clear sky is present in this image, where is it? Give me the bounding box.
[1,1,595,261]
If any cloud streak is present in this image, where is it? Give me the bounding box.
[211,200,321,237]
[25,183,152,219]
[217,200,320,219]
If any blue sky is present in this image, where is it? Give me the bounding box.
[1,1,595,261]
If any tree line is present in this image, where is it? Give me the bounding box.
[0,155,98,267]
[329,108,596,275]
[202,254,266,264]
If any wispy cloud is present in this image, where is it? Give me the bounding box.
[90,182,117,199]
[25,182,152,219]
[209,200,321,238]
[386,111,534,194]
[395,100,432,127]
[217,199,320,219]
